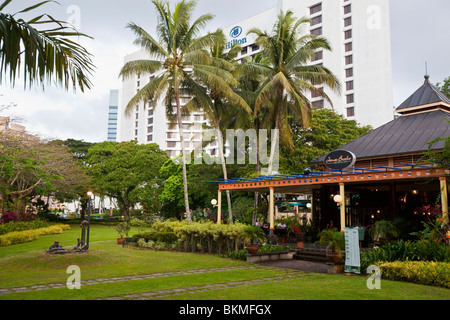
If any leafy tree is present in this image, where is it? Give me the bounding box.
[119,0,223,222]
[436,76,450,98]
[0,134,89,213]
[279,108,372,174]
[0,0,94,91]
[246,11,341,173]
[84,141,169,221]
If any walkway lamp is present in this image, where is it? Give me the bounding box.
[86,191,93,250]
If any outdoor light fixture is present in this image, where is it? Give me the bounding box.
[306,203,312,209]
[411,188,419,195]
[87,191,93,198]
[211,199,217,207]
[333,194,342,204]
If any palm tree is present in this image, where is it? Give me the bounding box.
[119,0,223,223]
[247,10,341,174]
[184,35,251,223]
[0,0,94,91]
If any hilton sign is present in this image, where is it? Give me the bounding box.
[324,150,356,171]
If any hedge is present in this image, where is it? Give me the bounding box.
[132,231,178,244]
[379,261,450,289]
[0,224,71,247]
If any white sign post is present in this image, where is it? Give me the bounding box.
[344,227,361,274]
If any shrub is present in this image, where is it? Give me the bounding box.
[132,231,178,244]
[137,238,180,251]
[0,219,51,235]
[257,244,289,253]
[379,261,450,289]
[0,224,70,246]
[227,249,249,261]
[0,211,19,224]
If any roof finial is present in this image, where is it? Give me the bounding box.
[424,62,430,81]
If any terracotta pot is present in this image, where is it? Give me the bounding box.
[297,242,305,249]
[326,252,342,264]
[245,245,259,255]
[117,238,126,244]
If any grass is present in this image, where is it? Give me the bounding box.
[0,223,449,301]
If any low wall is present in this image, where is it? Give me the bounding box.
[246,251,296,264]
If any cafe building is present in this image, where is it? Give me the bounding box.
[214,76,450,236]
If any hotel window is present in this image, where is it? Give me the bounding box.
[346,81,354,91]
[347,107,355,117]
[167,132,177,139]
[194,115,202,121]
[311,88,323,98]
[148,118,153,125]
[344,4,352,15]
[147,126,153,133]
[135,121,138,128]
[167,141,177,148]
[344,30,352,40]
[147,135,153,142]
[312,51,323,61]
[345,55,353,65]
[241,47,248,55]
[310,3,322,15]
[345,68,353,78]
[312,100,324,109]
[344,17,352,27]
[135,129,138,136]
[311,15,322,26]
[310,27,322,36]
[345,42,353,53]
[251,44,259,52]
[346,94,354,104]
[148,109,153,116]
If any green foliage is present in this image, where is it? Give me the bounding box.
[132,231,178,244]
[227,249,249,261]
[379,261,450,289]
[0,219,51,235]
[115,222,130,238]
[85,141,168,220]
[316,229,345,253]
[0,224,70,246]
[257,244,289,253]
[360,239,450,272]
[436,76,450,98]
[373,220,399,239]
[0,0,94,91]
[280,108,372,173]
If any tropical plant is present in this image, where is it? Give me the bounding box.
[241,225,266,245]
[316,229,345,254]
[0,0,94,91]
[119,0,223,223]
[245,10,341,173]
[184,32,251,223]
[115,222,130,239]
[373,220,399,241]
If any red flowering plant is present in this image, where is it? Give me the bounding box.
[0,211,18,224]
[412,203,449,243]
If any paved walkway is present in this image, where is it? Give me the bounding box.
[0,264,318,300]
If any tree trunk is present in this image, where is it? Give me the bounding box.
[175,85,192,223]
[268,111,280,175]
[215,117,233,223]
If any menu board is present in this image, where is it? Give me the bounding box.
[344,227,361,274]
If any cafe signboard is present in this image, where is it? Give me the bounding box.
[324,150,356,171]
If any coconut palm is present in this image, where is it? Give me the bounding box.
[247,10,341,174]
[119,0,223,223]
[0,0,94,91]
[183,35,251,223]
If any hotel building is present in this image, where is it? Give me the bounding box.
[117,0,393,155]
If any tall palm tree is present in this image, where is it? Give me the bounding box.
[0,0,94,91]
[119,0,223,223]
[247,10,341,174]
[184,35,251,223]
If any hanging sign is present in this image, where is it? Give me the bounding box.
[324,150,356,171]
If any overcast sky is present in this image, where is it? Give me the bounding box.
[0,0,449,142]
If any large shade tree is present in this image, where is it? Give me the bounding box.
[0,0,94,91]
[119,0,223,223]
[246,11,341,174]
[84,141,169,221]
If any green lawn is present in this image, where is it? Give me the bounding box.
[0,223,449,301]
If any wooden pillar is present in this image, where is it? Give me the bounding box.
[339,183,346,232]
[217,190,222,224]
[269,187,275,233]
[440,177,448,225]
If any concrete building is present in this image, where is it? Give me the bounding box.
[107,89,119,142]
[117,0,393,154]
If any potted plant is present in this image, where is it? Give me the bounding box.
[115,222,130,244]
[316,229,345,264]
[242,225,266,255]
[373,220,399,245]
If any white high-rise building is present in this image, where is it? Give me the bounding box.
[117,0,393,153]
